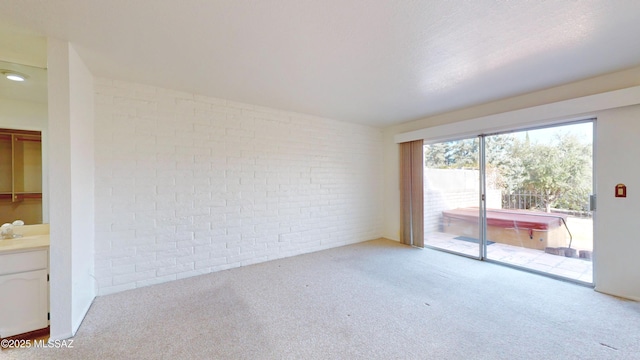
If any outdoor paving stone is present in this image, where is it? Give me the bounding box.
[426,231,593,283]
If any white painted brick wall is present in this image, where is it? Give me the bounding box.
[424,169,501,233]
[93,78,383,295]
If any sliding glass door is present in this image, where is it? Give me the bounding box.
[424,121,594,284]
[423,137,481,259]
[484,122,594,283]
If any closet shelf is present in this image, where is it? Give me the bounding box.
[0,128,43,224]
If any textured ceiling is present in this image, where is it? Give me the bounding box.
[1,1,640,127]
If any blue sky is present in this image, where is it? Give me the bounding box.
[512,121,593,145]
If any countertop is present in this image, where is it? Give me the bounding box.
[0,234,49,253]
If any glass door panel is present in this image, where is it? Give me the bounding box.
[484,122,594,283]
[424,138,481,258]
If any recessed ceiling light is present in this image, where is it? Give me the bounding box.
[1,70,28,82]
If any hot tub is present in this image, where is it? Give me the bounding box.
[441,208,569,250]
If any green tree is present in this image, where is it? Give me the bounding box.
[511,133,591,212]
[425,136,515,170]
[424,138,479,169]
[424,131,592,212]
[424,142,448,168]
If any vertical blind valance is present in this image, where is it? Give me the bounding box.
[399,140,424,247]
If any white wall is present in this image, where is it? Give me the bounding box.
[0,97,47,128]
[48,39,96,339]
[423,169,501,233]
[594,107,640,300]
[0,97,49,222]
[382,66,640,301]
[93,78,383,295]
[68,45,96,332]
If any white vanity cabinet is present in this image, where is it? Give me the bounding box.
[0,247,49,338]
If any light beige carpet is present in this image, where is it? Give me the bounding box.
[6,238,640,359]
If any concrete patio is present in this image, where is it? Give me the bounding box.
[425,231,593,284]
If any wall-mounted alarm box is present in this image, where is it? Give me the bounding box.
[615,184,627,198]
